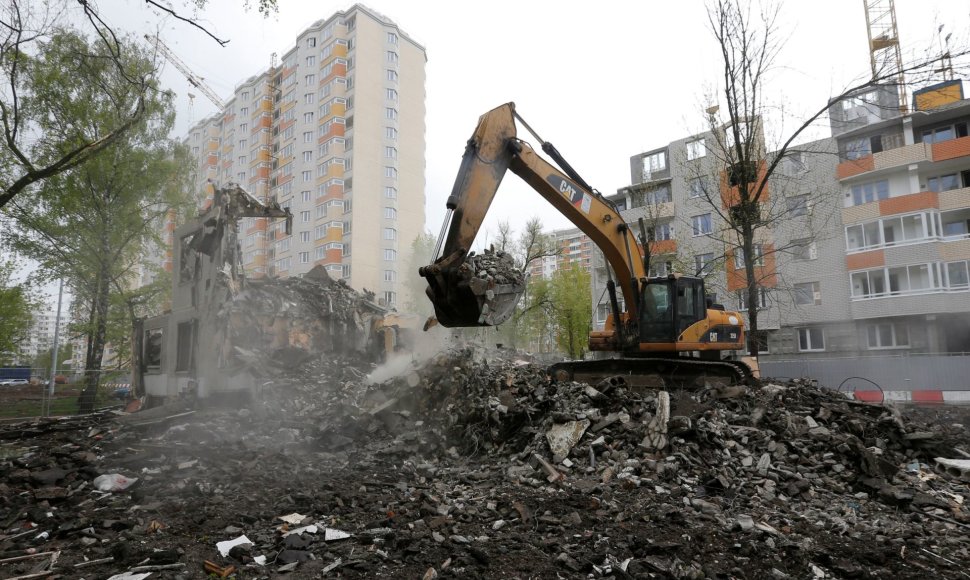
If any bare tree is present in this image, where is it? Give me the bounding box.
[697,0,970,357]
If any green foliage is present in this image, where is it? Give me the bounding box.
[31,342,72,375]
[0,20,158,208]
[404,231,437,316]
[6,29,192,377]
[0,260,35,362]
[549,264,592,359]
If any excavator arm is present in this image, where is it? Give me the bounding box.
[420,102,646,345]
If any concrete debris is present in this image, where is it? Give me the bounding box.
[2,346,970,577]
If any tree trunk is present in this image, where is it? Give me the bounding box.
[742,226,760,359]
[79,258,110,413]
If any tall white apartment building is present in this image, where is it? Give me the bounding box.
[184,4,426,308]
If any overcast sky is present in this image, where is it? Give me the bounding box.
[83,0,970,244]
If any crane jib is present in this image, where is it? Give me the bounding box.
[546,175,592,214]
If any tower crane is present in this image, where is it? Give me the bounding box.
[145,34,226,110]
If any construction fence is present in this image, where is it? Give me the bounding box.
[760,353,970,395]
[0,369,131,420]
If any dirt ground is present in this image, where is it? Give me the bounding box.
[2,350,970,579]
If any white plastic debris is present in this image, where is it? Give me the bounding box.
[277,512,307,525]
[106,573,152,580]
[216,534,253,557]
[282,524,318,537]
[93,474,139,492]
[325,528,351,541]
[253,555,267,566]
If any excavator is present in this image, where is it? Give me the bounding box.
[419,103,755,386]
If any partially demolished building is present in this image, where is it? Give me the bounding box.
[133,185,390,404]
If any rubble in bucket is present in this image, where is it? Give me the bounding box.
[2,346,969,578]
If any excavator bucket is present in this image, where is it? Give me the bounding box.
[420,249,525,327]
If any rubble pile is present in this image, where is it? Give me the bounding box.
[226,265,387,367]
[2,348,970,578]
[458,248,525,288]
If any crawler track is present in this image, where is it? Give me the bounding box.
[548,356,754,387]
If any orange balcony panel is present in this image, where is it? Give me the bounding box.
[333,44,348,59]
[650,239,678,255]
[326,249,342,262]
[846,249,884,271]
[280,119,295,132]
[725,246,777,292]
[719,160,769,209]
[878,191,938,216]
[318,125,345,142]
[321,64,347,85]
[325,229,342,242]
[277,175,293,186]
[836,156,874,179]
[257,167,270,179]
[932,135,970,162]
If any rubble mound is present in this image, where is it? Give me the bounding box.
[1,348,969,579]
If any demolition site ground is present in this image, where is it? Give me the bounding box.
[2,349,970,579]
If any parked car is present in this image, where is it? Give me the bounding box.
[2,378,29,387]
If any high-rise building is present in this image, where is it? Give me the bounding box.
[183,4,426,309]
[526,227,594,281]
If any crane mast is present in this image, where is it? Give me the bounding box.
[145,34,226,110]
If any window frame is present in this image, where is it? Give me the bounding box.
[796,327,825,352]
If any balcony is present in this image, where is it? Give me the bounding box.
[931,135,970,162]
[836,142,933,180]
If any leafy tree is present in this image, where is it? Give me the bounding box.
[404,230,436,317]
[549,264,592,359]
[31,342,72,376]
[0,259,34,362]
[6,29,191,411]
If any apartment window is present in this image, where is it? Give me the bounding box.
[641,185,671,205]
[384,186,397,198]
[276,238,290,252]
[385,126,398,139]
[842,137,871,160]
[302,170,311,182]
[686,138,706,161]
[304,112,314,123]
[306,55,316,67]
[691,213,713,236]
[797,327,824,352]
[849,179,888,206]
[342,241,351,255]
[387,32,398,44]
[299,231,310,243]
[282,127,294,140]
[794,281,821,305]
[384,248,397,261]
[688,177,706,198]
[301,190,311,202]
[694,253,714,275]
[946,261,970,288]
[383,227,397,240]
[846,213,932,251]
[299,251,310,264]
[641,151,666,178]
[314,247,325,260]
[737,288,769,311]
[305,93,315,104]
[239,122,248,132]
[384,206,397,219]
[175,321,197,372]
[734,245,764,269]
[342,264,351,278]
[384,146,398,159]
[648,222,674,241]
[299,210,310,223]
[386,50,398,63]
[787,195,809,217]
[928,173,960,193]
[791,238,817,261]
[384,167,398,178]
[385,107,398,120]
[386,88,398,101]
[867,323,909,349]
[307,37,316,48]
[303,132,313,143]
[383,291,396,306]
[303,151,312,162]
[386,69,398,82]
[922,125,960,144]
[649,260,673,278]
[304,74,316,86]
[383,270,396,282]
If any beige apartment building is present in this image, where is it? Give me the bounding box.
[184,5,426,308]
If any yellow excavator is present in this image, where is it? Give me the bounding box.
[419,103,755,385]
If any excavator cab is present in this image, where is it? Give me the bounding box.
[638,276,708,344]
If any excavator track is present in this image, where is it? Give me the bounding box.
[548,357,754,388]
